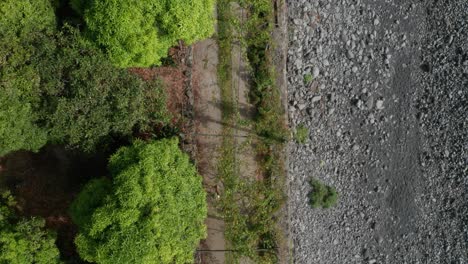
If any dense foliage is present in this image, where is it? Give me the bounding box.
[0,191,61,264]
[72,0,215,67]
[308,179,339,209]
[70,138,207,264]
[36,29,169,151]
[0,0,174,156]
[0,0,56,155]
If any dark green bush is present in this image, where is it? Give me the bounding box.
[35,28,170,151]
[308,179,338,209]
[0,1,170,156]
[0,191,61,264]
[0,0,56,155]
[72,0,216,67]
[70,138,207,264]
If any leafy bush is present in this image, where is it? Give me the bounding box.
[0,0,56,155]
[73,0,215,67]
[70,138,207,264]
[308,179,338,209]
[303,73,313,84]
[0,72,48,156]
[0,191,61,264]
[294,124,309,144]
[35,28,169,151]
[0,0,56,40]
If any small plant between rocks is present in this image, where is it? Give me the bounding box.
[303,73,313,84]
[308,179,338,209]
[294,124,309,144]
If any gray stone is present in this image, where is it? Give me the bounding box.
[376,99,384,110]
[312,96,322,103]
[313,66,320,77]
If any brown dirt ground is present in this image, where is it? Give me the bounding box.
[0,146,107,260]
[192,36,226,264]
[129,46,189,124]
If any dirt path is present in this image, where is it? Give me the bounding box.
[193,1,291,262]
[231,3,259,189]
[192,37,226,264]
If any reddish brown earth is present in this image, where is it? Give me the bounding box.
[0,147,107,260]
[130,46,189,122]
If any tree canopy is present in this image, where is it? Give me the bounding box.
[70,138,207,264]
[0,0,56,156]
[72,0,215,67]
[36,29,169,151]
[0,22,169,155]
[0,191,61,264]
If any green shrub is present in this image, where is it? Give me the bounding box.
[70,138,207,264]
[0,0,56,40]
[1,23,169,155]
[35,28,170,151]
[308,179,338,209]
[68,178,112,229]
[0,74,48,156]
[73,0,215,67]
[303,73,313,84]
[294,124,309,144]
[0,0,56,155]
[0,191,61,264]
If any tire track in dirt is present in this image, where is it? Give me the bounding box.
[193,36,226,264]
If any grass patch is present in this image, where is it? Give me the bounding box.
[303,73,313,84]
[216,0,288,263]
[308,179,339,209]
[294,124,309,144]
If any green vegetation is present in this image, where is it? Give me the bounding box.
[0,0,55,155]
[304,73,314,84]
[217,0,288,263]
[308,179,339,209]
[294,125,309,144]
[72,0,216,67]
[36,28,169,151]
[241,0,288,144]
[1,0,214,262]
[0,21,169,154]
[0,191,61,264]
[70,139,207,264]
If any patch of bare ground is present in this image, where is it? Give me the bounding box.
[192,37,226,264]
[0,146,108,261]
[129,46,189,124]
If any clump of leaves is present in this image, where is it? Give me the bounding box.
[0,191,61,264]
[308,179,338,209]
[0,0,56,156]
[294,124,309,144]
[36,28,170,152]
[72,0,216,67]
[0,0,171,156]
[304,73,314,84]
[70,138,207,264]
